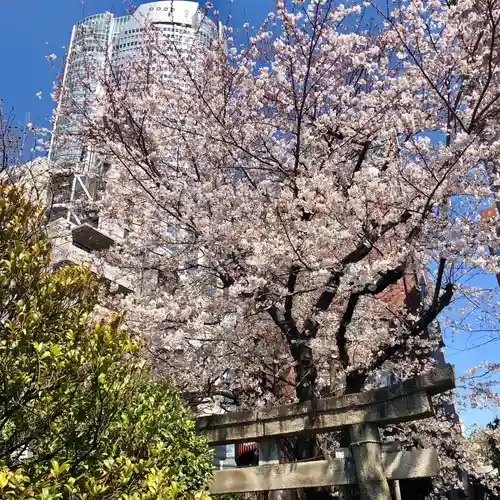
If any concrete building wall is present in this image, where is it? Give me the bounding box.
[481,206,500,286]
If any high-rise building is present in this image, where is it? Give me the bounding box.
[481,159,500,286]
[39,1,220,294]
[49,1,219,167]
[480,205,500,286]
[12,3,227,464]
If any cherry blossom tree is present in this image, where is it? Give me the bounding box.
[58,0,500,496]
[0,98,50,191]
[0,101,29,172]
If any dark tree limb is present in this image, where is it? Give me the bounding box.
[360,263,407,296]
[303,211,413,339]
[302,243,373,338]
[285,265,301,324]
[267,303,301,339]
[347,282,455,391]
[337,293,360,369]
[336,262,408,369]
[432,257,447,312]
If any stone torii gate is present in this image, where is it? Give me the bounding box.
[197,364,455,500]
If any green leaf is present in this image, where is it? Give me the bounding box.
[0,183,213,498]
[50,344,63,358]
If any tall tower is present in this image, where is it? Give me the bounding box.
[44,2,219,278]
[50,1,219,167]
[49,12,114,166]
[17,2,220,304]
[112,2,217,68]
[481,206,500,286]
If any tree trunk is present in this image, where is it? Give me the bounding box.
[289,344,370,499]
[290,342,327,499]
[291,342,317,403]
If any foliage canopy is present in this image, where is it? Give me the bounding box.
[0,183,213,498]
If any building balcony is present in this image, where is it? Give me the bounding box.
[48,219,135,294]
[72,222,114,251]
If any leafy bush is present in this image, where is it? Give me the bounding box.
[0,183,213,498]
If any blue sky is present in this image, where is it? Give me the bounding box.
[0,0,274,131]
[0,0,498,429]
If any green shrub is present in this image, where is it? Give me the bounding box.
[0,183,213,498]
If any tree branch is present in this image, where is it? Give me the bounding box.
[432,257,447,312]
[367,282,455,374]
[336,263,407,368]
[285,265,301,323]
[337,293,360,368]
[302,214,411,339]
[267,303,301,340]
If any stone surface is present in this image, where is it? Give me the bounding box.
[349,424,391,500]
[198,390,433,445]
[197,365,454,446]
[209,449,439,494]
[383,449,439,480]
[210,458,356,494]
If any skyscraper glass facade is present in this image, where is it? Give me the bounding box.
[49,13,113,164]
[49,1,218,166]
